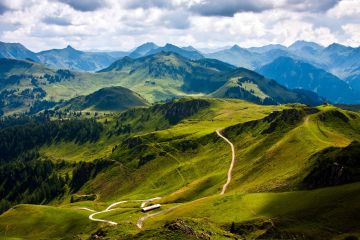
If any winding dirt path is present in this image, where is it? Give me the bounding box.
[79,197,161,226]
[79,129,236,228]
[216,129,236,195]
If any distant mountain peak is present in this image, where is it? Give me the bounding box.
[64,45,79,52]
[289,41,323,51]
[182,46,198,52]
[164,43,176,47]
[326,43,348,50]
[128,42,159,58]
[230,44,242,50]
[143,42,157,46]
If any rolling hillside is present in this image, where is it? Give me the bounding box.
[98,51,235,97]
[0,98,359,239]
[210,67,324,105]
[60,86,149,112]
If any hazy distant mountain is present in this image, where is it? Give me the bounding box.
[181,46,200,52]
[0,42,128,72]
[206,45,261,69]
[128,42,159,58]
[2,40,359,81]
[247,44,287,53]
[288,40,324,53]
[258,57,359,104]
[206,44,297,70]
[0,41,39,62]
[198,46,231,54]
[319,43,360,78]
[205,41,360,81]
[36,45,122,72]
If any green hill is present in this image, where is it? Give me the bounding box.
[98,51,235,95]
[0,98,359,239]
[60,86,149,112]
[210,67,324,105]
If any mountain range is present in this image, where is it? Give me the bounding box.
[0,41,127,72]
[1,40,359,101]
[0,52,324,115]
[258,57,360,104]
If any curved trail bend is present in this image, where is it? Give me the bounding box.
[79,197,161,226]
[216,129,236,195]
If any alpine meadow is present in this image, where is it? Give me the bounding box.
[0,1,359,239]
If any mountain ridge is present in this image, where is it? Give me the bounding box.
[258,56,360,104]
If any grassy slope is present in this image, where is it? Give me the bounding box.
[59,86,149,112]
[150,183,360,239]
[0,204,97,240]
[0,100,359,239]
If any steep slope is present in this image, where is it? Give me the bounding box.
[37,45,120,72]
[258,57,360,104]
[0,41,39,62]
[61,86,149,111]
[210,67,324,106]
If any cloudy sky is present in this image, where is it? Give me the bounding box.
[0,0,359,52]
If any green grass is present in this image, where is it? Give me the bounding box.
[1,100,359,239]
[149,183,360,238]
[2,183,358,239]
[0,204,98,240]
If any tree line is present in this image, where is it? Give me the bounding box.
[0,118,103,162]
